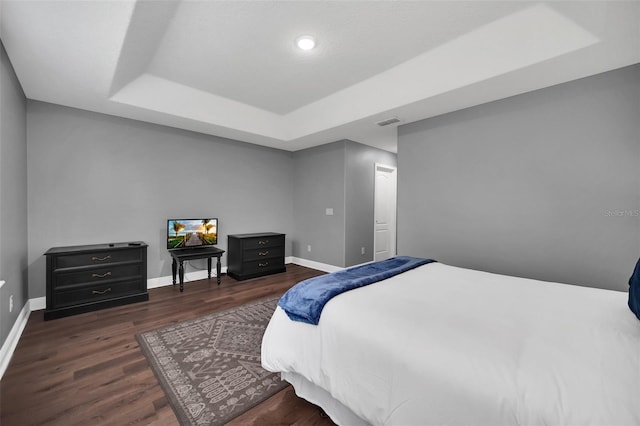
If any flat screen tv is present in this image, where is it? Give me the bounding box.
[167,218,218,250]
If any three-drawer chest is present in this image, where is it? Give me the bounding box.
[44,242,148,320]
[227,233,286,280]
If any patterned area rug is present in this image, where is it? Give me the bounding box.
[136,296,287,425]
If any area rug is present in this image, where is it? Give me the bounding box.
[136,296,287,425]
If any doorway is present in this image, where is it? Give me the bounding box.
[374,164,397,261]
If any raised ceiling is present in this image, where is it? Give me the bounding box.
[1,1,638,153]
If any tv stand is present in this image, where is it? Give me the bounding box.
[169,247,225,292]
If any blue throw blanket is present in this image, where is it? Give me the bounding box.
[278,256,435,325]
[629,257,640,321]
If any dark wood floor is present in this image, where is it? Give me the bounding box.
[0,264,336,425]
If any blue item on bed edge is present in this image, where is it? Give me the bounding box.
[629,257,640,321]
[278,256,435,325]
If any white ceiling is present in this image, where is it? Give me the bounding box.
[1,1,638,153]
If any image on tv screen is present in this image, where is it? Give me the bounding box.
[167,218,217,249]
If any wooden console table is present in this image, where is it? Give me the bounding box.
[169,247,225,292]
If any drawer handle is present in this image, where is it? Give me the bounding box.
[258,262,269,267]
[92,287,112,295]
[258,251,269,256]
[258,240,269,245]
[91,255,111,262]
[92,272,112,278]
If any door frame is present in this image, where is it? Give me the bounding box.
[373,163,397,261]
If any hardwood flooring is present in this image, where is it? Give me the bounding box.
[0,264,336,425]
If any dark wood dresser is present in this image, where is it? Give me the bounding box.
[227,233,286,280]
[44,242,148,320]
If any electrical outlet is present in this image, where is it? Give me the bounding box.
[307,245,312,252]
[361,247,365,255]
[9,295,13,313]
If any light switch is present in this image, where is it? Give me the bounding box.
[326,208,334,216]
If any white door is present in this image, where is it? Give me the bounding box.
[374,164,397,261]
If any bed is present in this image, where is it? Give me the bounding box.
[261,259,640,425]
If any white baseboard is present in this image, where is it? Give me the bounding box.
[147,266,228,289]
[0,300,31,380]
[289,257,343,273]
[30,296,46,311]
[147,257,341,288]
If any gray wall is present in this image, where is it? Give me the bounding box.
[292,141,346,266]
[27,102,294,298]
[0,40,28,346]
[345,141,397,266]
[292,139,397,268]
[398,64,640,291]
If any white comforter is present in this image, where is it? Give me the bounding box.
[262,263,640,425]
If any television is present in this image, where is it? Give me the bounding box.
[167,218,218,250]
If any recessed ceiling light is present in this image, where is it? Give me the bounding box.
[296,35,316,51]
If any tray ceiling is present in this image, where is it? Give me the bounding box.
[1,1,638,153]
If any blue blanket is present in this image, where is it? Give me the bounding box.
[629,257,640,321]
[278,256,435,325]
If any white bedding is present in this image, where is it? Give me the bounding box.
[261,263,640,425]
